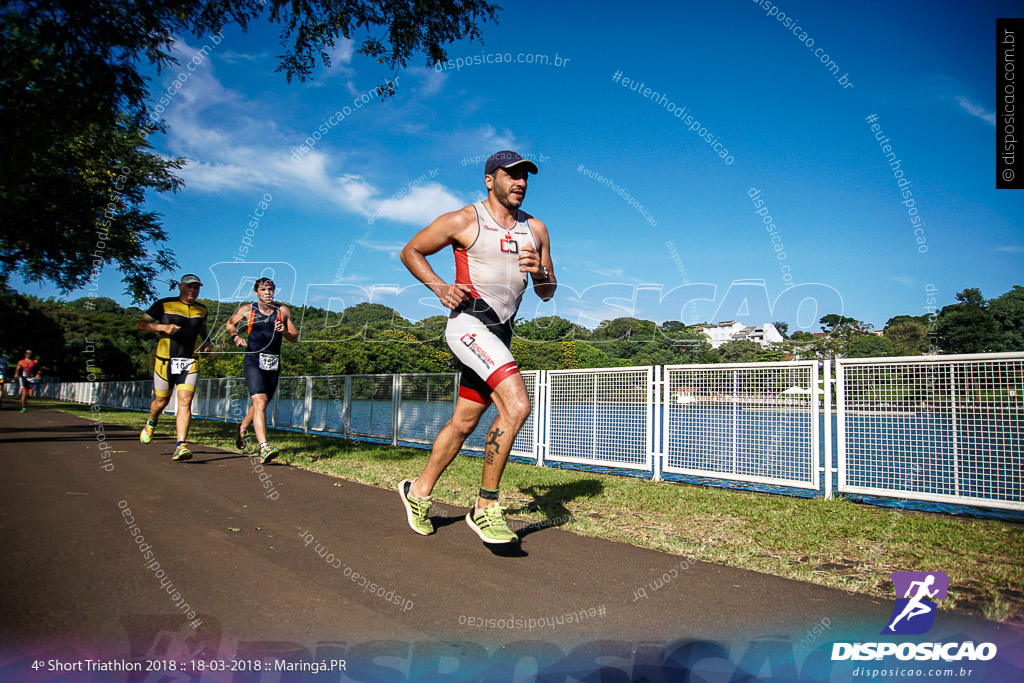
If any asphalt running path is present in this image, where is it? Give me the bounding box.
[0,407,1007,662]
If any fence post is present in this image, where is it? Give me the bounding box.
[835,361,846,494]
[303,376,313,434]
[271,384,280,427]
[591,374,598,460]
[392,374,402,447]
[535,371,546,467]
[222,380,231,422]
[343,376,352,437]
[540,370,548,466]
[652,365,663,482]
[823,360,833,499]
[731,369,739,471]
[949,364,959,497]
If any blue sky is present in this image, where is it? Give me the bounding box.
[17,0,1022,332]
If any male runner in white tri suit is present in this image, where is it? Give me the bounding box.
[398,150,556,543]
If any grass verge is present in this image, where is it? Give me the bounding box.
[45,399,1024,624]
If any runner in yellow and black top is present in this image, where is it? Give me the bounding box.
[137,274,212,461]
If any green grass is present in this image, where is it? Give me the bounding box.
[43,399,1024,624]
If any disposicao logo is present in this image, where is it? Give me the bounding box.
[883,571,948,635]
[831,570,998,663]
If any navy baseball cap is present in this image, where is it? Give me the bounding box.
[484,150,539,176]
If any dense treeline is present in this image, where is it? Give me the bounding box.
[0,285,1020,381]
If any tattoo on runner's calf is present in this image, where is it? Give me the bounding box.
[484,426,504,465]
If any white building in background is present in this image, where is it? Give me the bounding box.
[698,321,785,349]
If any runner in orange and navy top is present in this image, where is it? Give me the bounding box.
[14,349,42,413]
[224,277,298,465]
[398,150,557,544]
[136,274,212,461]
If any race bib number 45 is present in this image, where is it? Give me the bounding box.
[259,353,280,371]
[170,357,195,375]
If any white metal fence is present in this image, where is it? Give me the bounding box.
[544,366,653,471]
[837,352,1023,512]
[28,352,1024,512]
[663,361,821,491]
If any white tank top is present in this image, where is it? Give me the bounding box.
[454,201,538,323]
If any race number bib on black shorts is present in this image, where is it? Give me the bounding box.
[170,357,195,375]
[258,353,280,372]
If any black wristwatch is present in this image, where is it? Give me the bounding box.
[535,265,550,282]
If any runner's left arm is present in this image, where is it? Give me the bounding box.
[522,218,557,301]
[198,321,213,354]
[275,306,300,343]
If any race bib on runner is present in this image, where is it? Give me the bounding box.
[170,357,195,375]
[258,353,280,371]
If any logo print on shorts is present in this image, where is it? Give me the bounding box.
[882,571,948,635]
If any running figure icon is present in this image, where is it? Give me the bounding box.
[888,574,939,631]
[882,571,948,635]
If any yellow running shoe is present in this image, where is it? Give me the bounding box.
[466,504,518,544]
[398,480,434,536]
[171,443,192,461]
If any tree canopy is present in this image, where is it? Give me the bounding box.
[0,0,500,302]
[3,284,1020,380]
[934,286,1021,354]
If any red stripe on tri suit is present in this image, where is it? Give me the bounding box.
[459,385,491,405]
[486,361,520,390]
[453,249,482,299]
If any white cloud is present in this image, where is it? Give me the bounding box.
[889,274,914,287]
[579,260,624,278]
[355,238,406,259]
[477,124,518,151]
[329,39,355,68]
[175,160,265,191]
[996,245,1024,253]
[407,66,449,98]
[956,96,995,126]
[220,50,267,64]
[154,37,467,225]
[371,184,463,225]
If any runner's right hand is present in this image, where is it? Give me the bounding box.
[162,323,181,335]
[440,283,472,310]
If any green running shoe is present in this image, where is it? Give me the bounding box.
[140,422,155,444]
[466,504,518,544]
[398,479,434,536]
[171,443,192,461]
[236,428,249,451]
[259,443,279,465]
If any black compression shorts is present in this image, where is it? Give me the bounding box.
[243,356,279,399]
